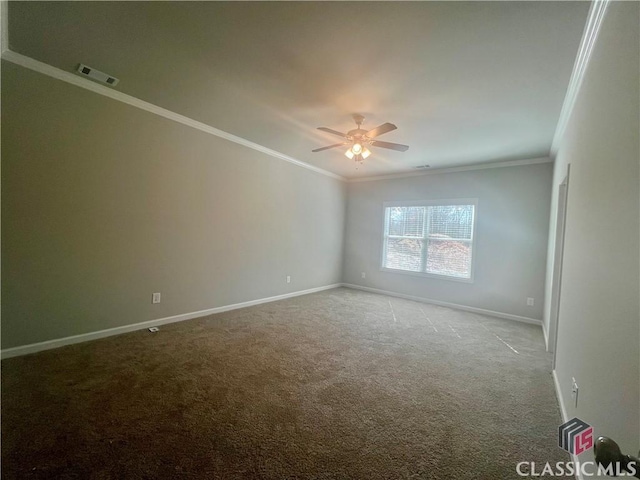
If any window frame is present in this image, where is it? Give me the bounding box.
[380,198,478,283]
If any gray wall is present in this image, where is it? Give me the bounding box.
[1,61,346,349]
[549,2,639,454]
[343,163,553,320]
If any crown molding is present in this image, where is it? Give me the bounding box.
[1,1,609,184]
[550,0,610,157]
[347,156,552,183]
[1,49,346,182]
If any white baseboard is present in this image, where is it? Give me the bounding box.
[341,283,542,326]
[1,284,341,359]
[1,283,541,359]
[553,369,569,429]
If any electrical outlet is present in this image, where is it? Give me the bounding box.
[571,377,579,408]
[361,272,366,279]
[152,292,161,304]
[286,275,291,284]
[527,297,535,306]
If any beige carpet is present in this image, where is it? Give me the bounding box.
[2,287,568,479]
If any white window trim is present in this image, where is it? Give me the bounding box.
[379,198,478,283]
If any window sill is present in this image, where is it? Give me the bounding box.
[380,267,474,284]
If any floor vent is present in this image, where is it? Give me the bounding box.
[76,64,119,87]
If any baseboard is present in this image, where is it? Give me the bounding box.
[341,283,542,326]
[1,283,342,359]
[552,370,569,430]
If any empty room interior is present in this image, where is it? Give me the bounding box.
[1,1,639,479]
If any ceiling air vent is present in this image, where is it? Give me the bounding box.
[414,164,431,169]
[76,64,119,87]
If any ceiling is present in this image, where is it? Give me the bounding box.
[8,1,590,179]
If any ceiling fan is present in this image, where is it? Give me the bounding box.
[312,114,409,163]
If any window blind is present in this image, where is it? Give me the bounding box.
[383,203,475,279]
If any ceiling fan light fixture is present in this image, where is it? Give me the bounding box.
[313,114,409,166]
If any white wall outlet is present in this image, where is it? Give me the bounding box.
[571,377,579,408]
[152,292,161,304]
[526,297,535,306]
[361,272,366,279]
[286,275,291,284]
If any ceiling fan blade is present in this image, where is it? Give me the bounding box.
[365,122,397,139]
[312,143,347,153]
[370,140,410,152]
[317,127,348,138]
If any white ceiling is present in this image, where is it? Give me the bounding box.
[8,1,590,179]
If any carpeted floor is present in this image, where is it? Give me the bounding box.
[2,287,568,479]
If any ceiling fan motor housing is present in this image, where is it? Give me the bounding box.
[347,129,368,141]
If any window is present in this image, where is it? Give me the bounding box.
[382,201,476,280]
